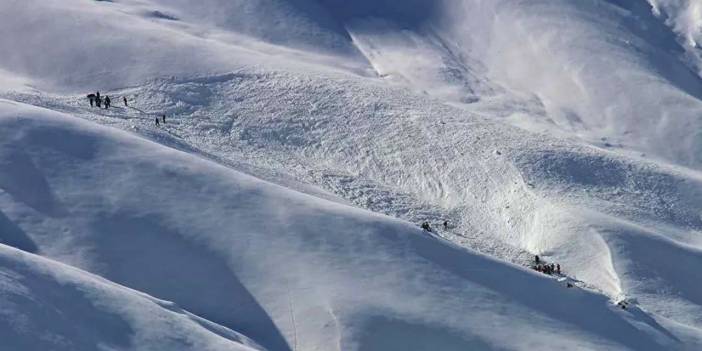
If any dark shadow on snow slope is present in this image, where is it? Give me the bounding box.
[0,211,38,253]
[594,0,702,101]
[0,145,66,218]
[401,230,677,350]
[356,315,495,351]
[89,212,291,351]
[312,0,439,27]
[607,227,702,309]
[0,254,134,351]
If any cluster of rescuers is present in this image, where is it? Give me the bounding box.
[87,91,167,126]
[420,221,569,283]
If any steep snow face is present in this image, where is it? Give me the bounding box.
[0,245,262,351]
[383,0,702,168]
[1,101,692,350]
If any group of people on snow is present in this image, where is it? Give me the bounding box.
[86,92,166,127]
[155,115,166,126]
[420,220,451,233]
[87,91,111,109]
[532,255,561,275]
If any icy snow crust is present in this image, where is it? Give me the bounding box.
[1,0,702,349]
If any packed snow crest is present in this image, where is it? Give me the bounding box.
[1,0,702,350]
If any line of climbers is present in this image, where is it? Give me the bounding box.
[86,92,167,127]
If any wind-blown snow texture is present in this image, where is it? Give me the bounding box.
[1,0,702,350]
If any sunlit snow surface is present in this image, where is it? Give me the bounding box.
[1,0,702,350]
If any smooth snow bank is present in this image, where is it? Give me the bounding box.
[0,100,691,350]
[0,244,261,351]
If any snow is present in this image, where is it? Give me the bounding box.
[2,0,702,349]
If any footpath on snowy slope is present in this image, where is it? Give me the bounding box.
[0,100,692,350]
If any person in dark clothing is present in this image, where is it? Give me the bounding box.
[443,220,449,230]
[535,255,540,264]
[155,117,160,126]
[96,91,100,100]
[550,263,555,273]
[556,264,561,274]
[123,96,128,106]
[420,222,431,232]
[87,94,96,107]
[96,96,102,108]
[162,114,166,124]
[104,96,111,109]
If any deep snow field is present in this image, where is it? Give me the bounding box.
[2,0,702,350]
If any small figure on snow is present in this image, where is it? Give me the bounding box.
[443,220,449,230]
[535,255,540,264]
[556,264,561,275]
[155,117,160,126]
[87,93,96,107]
[123,96,128,106]
[162,114,166,124]
[104,96,111,109]
[420,222,432,232]
[95,96,102,108]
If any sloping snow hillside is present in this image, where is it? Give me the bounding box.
[1,0,702,350]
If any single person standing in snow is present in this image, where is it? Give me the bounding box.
[535,255,540,264]
[96,95,102,108]
[104,96,111,109]
[162,114,166,124]
[87,93,96,107]
[155,117,160,126]
[123,96,128,106]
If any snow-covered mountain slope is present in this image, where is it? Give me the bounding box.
[2,101,687,350]
[2,0,702,349]
[0,244,262,351]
